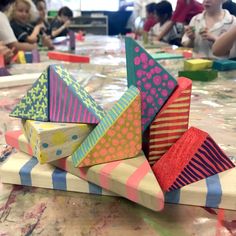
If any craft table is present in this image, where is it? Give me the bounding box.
[0,36,236,235]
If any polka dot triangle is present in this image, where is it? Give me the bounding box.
[72,86,142,167]
[125,37,178,132]
[10,69,49,121]
[49,65,105,124]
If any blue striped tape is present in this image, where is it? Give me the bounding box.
[52,168,67,190]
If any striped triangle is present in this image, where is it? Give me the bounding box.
[143,77,192,165]
[125,37,177,132]
[49,65,105,124]
[72,86,142,167]
[10,69,49,121]
[152,127,235,192]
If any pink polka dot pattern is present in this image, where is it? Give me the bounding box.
[125,37,177,132]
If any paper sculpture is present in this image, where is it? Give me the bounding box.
[0,152,115,196]
[48,51,90,63]
[72,85,142,167]
[213,59,236,71]
[10,65,105,123]
[165,167,236,210]
[22,120,94,164]
[32,49,40,63]
[152,127,235,191]
[143,77,192,165]
[125,37,177,132]
[6,130,164,212]
[184,59,213,71]
[178,70,218,81]
[10,69,49,121]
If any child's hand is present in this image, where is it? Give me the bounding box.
[199,28,216,42]
[42,35,54,50]
[64,20,71,28]
[0,42,14,64]
[185,26,195,40]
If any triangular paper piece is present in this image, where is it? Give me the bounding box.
[143,77,192,165]
[72,85,142,167]
[4,130,164,212]
[10,69,49,121]
[49,65,105,124]
[125,37,177,132]
[22,120,93,164]
[152,127,235,192]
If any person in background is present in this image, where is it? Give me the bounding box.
[149,1,184,46]
[143,3,158,32]
[212,25,236,58]
[156,0,203,41]
[223,0,236,17]
[10,0,53,49]
[182,0,236,58]
[0,0,36,53]
[50,6,73,38]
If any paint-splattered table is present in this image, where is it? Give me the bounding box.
[1,37,236,235]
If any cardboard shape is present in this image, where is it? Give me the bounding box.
[32,49,40,63]
[25,52,33,63]
[49,65,105,123]
[10,69,49,121]
[152,127,235,191]
[151,52,183,60]
[0,152,115,196]
[184,59,213,71]
[178,70,218,81]
[17,51,27,64]
[22,120,94,164]
[72,86,142,167]
[6,130,164,212]
[213,59,236,71]
[125,37,177,132]
[143,77,192,165]
[48,51,90,63]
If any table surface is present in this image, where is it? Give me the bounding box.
[1,36,236,236]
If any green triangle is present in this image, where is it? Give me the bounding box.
[10,69,49,121]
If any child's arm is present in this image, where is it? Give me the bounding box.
[156,21,174,41]
[212,26,236,57]
[0,41,14,64]
[7,41,37,51]
[51,20,71,38]
[26,24,43,43]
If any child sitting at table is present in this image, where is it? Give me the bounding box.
[149,1,184,46]
[10,0,53,49]
[0,0,36,53]
[181,0,236,58]
[212,25,236,58]
[143,2,158,33]
[50,6,73,38]
[33,0,51,36]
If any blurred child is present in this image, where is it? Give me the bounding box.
[50,6,73,38]
[212,25,236,58]
[10,0,53,49]
[0,0,36,53]
[182,0,236,58]
[156,0,203,41]
[149,1,184,46]
[33,0,51,36]
[143,3,158,32]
